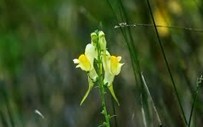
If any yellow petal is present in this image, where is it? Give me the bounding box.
[73,59,79,64]
[85,43,97,62]
[89,68,98,81]
[75,54,91,71]
[104,72,114,86]
[110,56,124,75]
[154,9,169,37]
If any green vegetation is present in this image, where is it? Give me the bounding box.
[0,0,203,126]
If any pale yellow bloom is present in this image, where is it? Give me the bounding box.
[103,54,124,86]
[154,9,170,37]
[73,43,97,72]
[73,43,98,105]
[73,54,91,71]
[103,53,124,105]
[74,30,124,106]
[109,56,123,75]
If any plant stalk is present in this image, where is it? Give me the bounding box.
[97,39,110,127]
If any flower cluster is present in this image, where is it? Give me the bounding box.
[73,30,124,105]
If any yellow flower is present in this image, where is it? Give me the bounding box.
[103,54,124,86]
[73,54,91,71]
[109,56,123,75]
[73,43,98,105]
[73,43,97,72]
[74,30,124,106]
[103,53,124,105]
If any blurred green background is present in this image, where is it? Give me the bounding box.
[0,0,203,126]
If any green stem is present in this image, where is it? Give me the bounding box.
[97,41,110,127]
[99,79,110,127]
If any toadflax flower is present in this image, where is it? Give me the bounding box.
[98,32,124,104]
[73,43,98,105]
[73,30,124,106]
[103,52,124,105]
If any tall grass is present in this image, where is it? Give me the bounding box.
[1,0,203,126]
[106,0,203,126]
[106,0,162,126]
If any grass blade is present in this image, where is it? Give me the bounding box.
[141,73,162,127]
[144,0,188,126]
[141,95,147,127]
[188,75,203,127]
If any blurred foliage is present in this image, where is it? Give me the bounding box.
[0,0,203,126]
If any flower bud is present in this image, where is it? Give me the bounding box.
[98,31,106,52]
[90,32,97,46]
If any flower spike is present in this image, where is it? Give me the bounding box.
[73,30,123,107]
[103,54,124,105]
[73,43,98,105]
